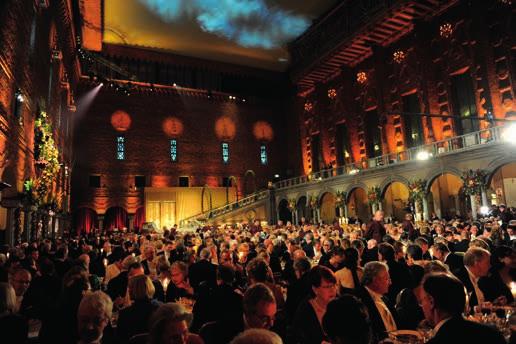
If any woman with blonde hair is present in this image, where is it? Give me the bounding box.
[0,282,28,343]
[117,275,159,343]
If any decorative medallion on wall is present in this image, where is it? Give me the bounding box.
[215,116,236,141]
[252,121,274,142]
[110,110,132,132]
[162,117,184,137]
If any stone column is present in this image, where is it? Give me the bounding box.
[454,196,461,217]
[128,214,135,232]
[422,196,430,221]
[22,207,33,243]
[470,195,478,220]
[378,201,383,211]
[372,203,378,215]
[481,187,489,207]
[98,215,105,234]
[316,208,321,224]
[343,204,349,224]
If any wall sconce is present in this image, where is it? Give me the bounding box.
[439,23,453,38]
[356,72,367,84]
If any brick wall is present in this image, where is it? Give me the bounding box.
[71,83,288,214]
[296,1,515,175]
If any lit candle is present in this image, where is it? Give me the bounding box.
[162,278,169,291]
[6,252,9,259]
[511,282,516,300]
[100,248,104,254]
[103,258,108,267]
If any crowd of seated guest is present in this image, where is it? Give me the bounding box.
[0,204,514,343]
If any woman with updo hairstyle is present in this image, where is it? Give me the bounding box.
[323,294,373,344]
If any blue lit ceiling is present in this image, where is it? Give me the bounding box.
[103,0,338,71]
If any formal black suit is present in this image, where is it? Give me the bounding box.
[188,259,217,292]
[385,260,412,303]
[302,242,314,258]
[286,272,312,322]
[444,252,464,274]
[454,267,482,309]
[106,270,128,301]
[356,286,398,341]
[427,316,505,344]
[290,297,327,344]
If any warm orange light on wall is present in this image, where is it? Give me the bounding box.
[110,110,132,132]
[252,121,274,142]
[215,116,236,141]
[162,117,184,137]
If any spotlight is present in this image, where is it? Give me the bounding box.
[502,123,516,144]
[479,206,490,215]
[173,83,177,87]
[274,174,280,178]
[416,151,431,161]
[15,90,24,102]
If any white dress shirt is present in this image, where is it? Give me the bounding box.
[365,286,397,332]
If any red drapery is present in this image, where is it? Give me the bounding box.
[104,207,128,231]
[74,208,98,235]
[133,207,145,232]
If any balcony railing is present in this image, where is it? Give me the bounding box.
[179,190,269,227]
[275,125,506,190]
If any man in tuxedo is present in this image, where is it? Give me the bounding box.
[454,247,491,309]
[365,210,386,243]
[357,261,398,341]
[188,247,217,292]
[431,242,463,273]
[420,273,505,344]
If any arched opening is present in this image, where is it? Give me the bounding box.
[488,162,516,206]
[319,192,336,224]
[347,187,369,223]
[277,199,292,223]
[243,170,256,196]
[201,186,212,213]
[133,207,145,232]
[73,207,98,235]
[104,206,129,231]
[227,176,238,203]
[296,196,308,223]
[381,182,410,222]
[428,173,464,219]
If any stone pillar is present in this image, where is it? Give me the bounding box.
[98,215,105,234]
[316,208,321,224]
[422,196,430,221]
[378,201,383,211]
[128,214,135,232]
[454,196,461,216]
[372,203,378,215]
[22,207,33,243]
[268,189,277,225]
[481,187,489,207]
[343,204,349,223]
[4,207,16,246]
[470,195,478,220]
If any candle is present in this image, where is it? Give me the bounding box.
[162,278,169,291]
[511,282,516,300]
[100,248,104,254]
[6,252,9,259]
[103,258,108,267]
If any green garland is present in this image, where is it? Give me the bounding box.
[367,186,381,206]
[30,111,60,205]
[408,179,427,203]
[335,190,346,208]
[461,169,486,196]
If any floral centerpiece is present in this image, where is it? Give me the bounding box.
[408,179,427,203]
[461,169,486,196]
[367,186,381,206]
